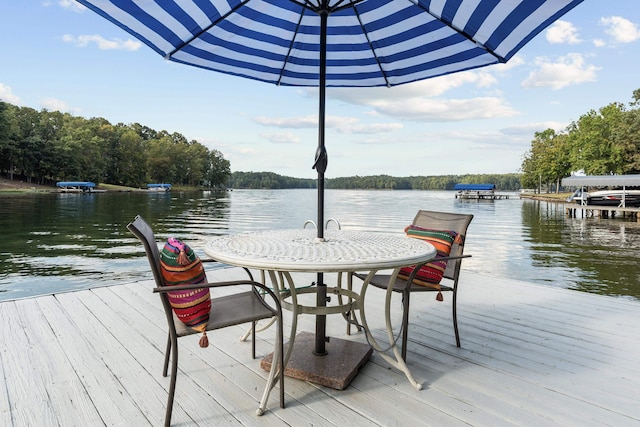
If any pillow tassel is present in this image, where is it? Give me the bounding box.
[177,248,190,265]
[436,291,444,301]
[199,331,209,348]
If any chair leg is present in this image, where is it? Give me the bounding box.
[252,320,256,359]
[401,290,411,362]
[278,313,285,409]
[452,288,460,347]
[163,334,171,377]
[164,334,179,427]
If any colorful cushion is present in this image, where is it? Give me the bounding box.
[160,237,211,347]
[398,225,459,300]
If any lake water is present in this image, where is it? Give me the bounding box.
[2,189,639,301]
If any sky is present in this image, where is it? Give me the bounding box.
[1,1,639,180]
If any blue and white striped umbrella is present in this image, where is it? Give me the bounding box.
[77,0,583,357]
[78,0,583,88]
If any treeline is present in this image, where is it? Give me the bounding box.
[230,171,316,189]
[230,171,522,191]
[521,89,640,192]
[327,174,521,190]
[0,102,231,188]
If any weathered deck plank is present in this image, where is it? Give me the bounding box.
[1,268,639,426]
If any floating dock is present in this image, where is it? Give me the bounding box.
[453,183,510,199]
[455,192,511,200]
[565,203,640,219]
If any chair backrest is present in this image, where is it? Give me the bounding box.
[412,210,473,281]
[126,215,165,289]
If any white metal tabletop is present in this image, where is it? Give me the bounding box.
[204,228,436,272]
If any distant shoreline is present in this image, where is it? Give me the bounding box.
[0,179,139,194]
[0,179,574,201]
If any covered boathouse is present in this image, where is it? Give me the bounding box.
[562,174,640,218]
[56,181,97,193]
[453,183,508,200]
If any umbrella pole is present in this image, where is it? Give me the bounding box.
[313,8,329,356]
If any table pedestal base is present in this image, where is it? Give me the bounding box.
[261,332,372,390]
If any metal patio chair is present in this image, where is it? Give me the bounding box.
[353,210,473,359]
[127,215,284,426]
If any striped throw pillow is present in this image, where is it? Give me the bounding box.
[398,225,459,299]
[160,238,211,347]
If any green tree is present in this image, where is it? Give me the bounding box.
[0,102,19,178]
[521,129,571,193]
[615,93,640,174]
[117,128,148,186]
[566,103,626,175]
[184,141,210,186]
[147,136,176,183]
[207,149,231,188]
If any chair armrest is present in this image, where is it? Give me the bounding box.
[423,254,471,263]
[152,279,256,293]
[350,254,471,276]
[153,280,282,312]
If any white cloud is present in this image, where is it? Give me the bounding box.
[318,69,519,122]
[57,0,85,12]
[0,83,20,104]
[522,53,599,90]
[41,97,70,112]
[593,39,606,48]
[546,20,582,44]
[600,16,640,43]
[260,132,301,144]
[336,122,403,134]
[254,115,317,128]
[62,34,141,51]
[327,69,501,106]
[373,97,518,122]
[418,128,529,151]
[500,121,569,136]
[256,98,502,131]
[254,114,402,135]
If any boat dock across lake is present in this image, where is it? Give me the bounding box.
[565,203,640,219]
[453,184,511,200]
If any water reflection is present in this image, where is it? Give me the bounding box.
[1,189,639,301]
[520,200,640,299]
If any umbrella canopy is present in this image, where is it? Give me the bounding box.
[80,0,581,87]
[78,0,583,355]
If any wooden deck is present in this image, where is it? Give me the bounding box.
[1,268,639,426]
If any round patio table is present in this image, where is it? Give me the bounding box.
[205,228,436,390]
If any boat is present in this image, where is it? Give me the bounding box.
[568,188,640,207]
[146,183,171,192]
